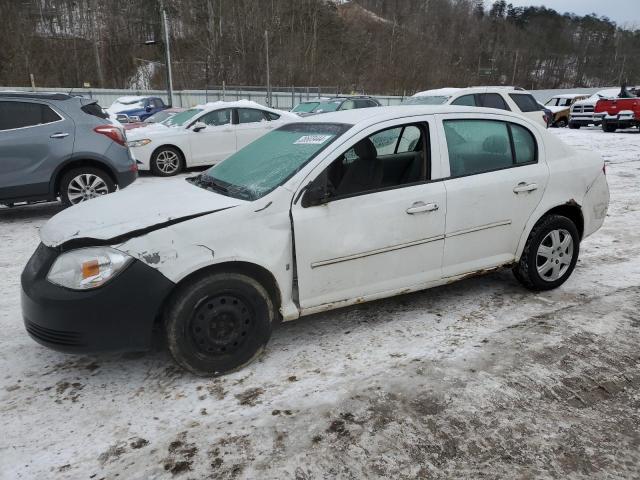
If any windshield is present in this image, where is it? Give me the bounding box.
[145,110,174,123]
[192,123,350,201]
[292,102,320,113]
[312,100,342,113]
[402,96,448,105]
[162,108,202,127]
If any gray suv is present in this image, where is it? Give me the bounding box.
[0,92,137,206]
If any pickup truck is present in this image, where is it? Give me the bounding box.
[595,97,640,132]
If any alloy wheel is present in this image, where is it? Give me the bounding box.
[155,150,180,174]
[67,174,110,204]
[536,228,574,282]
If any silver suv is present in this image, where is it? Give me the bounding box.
[0,92,137,206]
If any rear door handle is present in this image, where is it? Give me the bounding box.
[513,182,538,193]
[406,202,439,214]
[50,132,69,138]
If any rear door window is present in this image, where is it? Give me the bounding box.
[509,93,541,112]
[451,95,477,107]
[0,101,60,131]
[480,93,510,110]
[443,119,537,177]
[237,108,266,124]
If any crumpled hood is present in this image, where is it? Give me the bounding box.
[40,180,244,248]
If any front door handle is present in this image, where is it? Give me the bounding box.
[513,182,538,193]
[406,201,439,214]
[50,132,69,138]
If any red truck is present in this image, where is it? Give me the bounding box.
[595,96,640,132]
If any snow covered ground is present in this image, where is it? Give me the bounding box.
[1,127,639,479]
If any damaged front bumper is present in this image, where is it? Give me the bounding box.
[21,243,174,353]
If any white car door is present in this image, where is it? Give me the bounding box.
[291,119,447,310]
[437,114,549,278]
[188,108,236,166]
[234,108,274,150]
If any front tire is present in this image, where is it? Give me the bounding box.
[602,122,617,133]
[60,167,116,207]
[568,123,580,130]
[555,118,568,128]
[165,272,275,376]
[150,146,183,177]
[513,214,580,291]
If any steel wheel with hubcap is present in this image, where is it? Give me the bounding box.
[60,167,115,207]
[513,214,580,291]
[151,147,183,176]
[165,272,275,376]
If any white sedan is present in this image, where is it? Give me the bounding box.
[23,105,609,376]
[126,100,297,176]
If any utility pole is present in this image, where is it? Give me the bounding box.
[91,0,104,88]
[161,2,174,107]
[265,30,271,106]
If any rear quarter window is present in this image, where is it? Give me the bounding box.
[509,94,541,113]
[81,102,109,119]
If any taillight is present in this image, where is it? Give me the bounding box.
[94,125,126,146]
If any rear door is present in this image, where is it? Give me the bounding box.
[437,114,549,277]
[0,99,75,201]
[188,108,235,165]
[234,108,273,149]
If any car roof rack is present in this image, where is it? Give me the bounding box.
[0,92,72,100]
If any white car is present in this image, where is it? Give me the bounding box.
[403,87,548,127]
[126,100,297,176]
[22,106,609,376]
[569,89,621,129]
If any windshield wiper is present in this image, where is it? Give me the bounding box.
[189,174,228,193]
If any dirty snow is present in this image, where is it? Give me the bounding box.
[1,127,639,479]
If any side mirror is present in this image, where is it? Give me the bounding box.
[145,106,152,112]
[301,179,329,207]
[192,121,207,132]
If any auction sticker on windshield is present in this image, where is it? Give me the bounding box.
[294,135,333,145]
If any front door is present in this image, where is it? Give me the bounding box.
[291,120,447,310]
[438,115,549,277]
[189,108,235,166]
[0,100,75,201]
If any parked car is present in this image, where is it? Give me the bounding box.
[124,107,185,131]
[596,95,640,132]
[22,105,609,376]
[568,89,620,129]
[290,97,331,114]
[126,100,298,176]
[293,95,381,116]
[0,92,137,206]
[543,94,589,127]
[403,87,548,127]
[106,96,168,123]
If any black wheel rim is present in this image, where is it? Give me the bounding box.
[189,293,254,356]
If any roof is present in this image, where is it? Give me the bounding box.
[413,88,462,97]
[413,86,529,98]
[550,93,589,99]
[0,91,72,101]
[297,104,535,127]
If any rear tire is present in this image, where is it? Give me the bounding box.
[59,167,115,207]
[150,146,183,177]
[513,214,580,291]
[165,272,275,376]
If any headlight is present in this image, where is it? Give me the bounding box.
[47,247,133,290]
[129,116,141,122]
[127,139,151,147]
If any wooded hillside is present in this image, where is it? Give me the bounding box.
[1,0,637,93]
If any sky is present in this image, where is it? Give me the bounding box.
[485,0,640,27]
